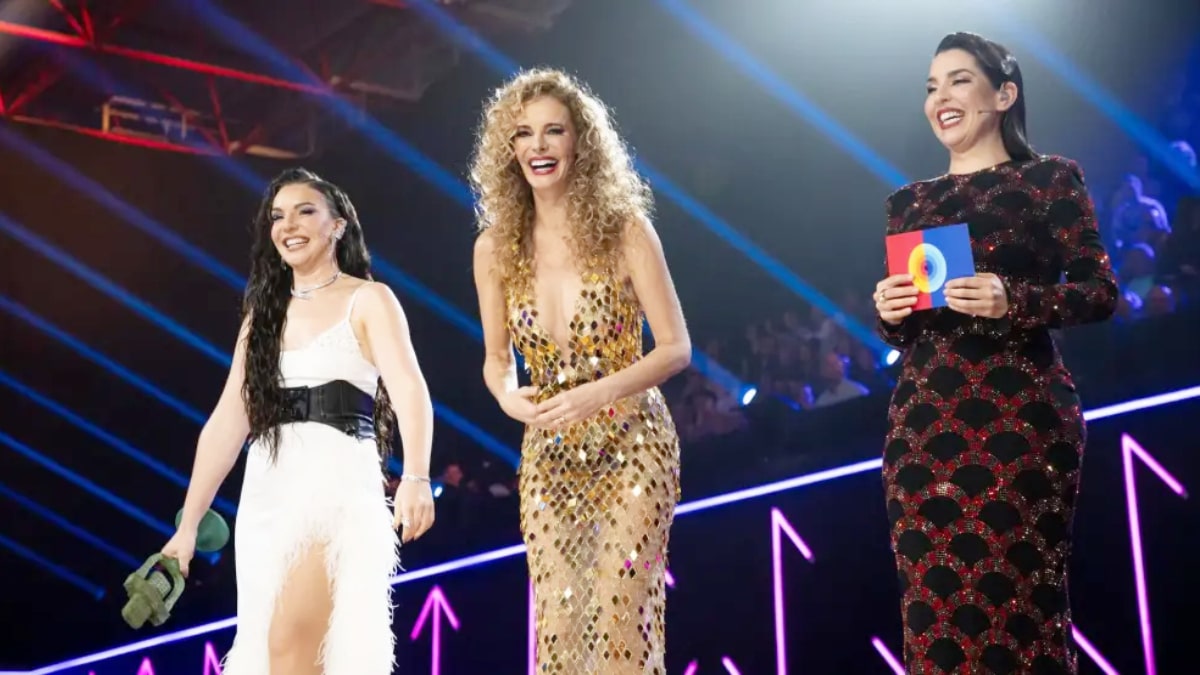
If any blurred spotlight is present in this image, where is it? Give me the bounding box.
[743,392,803,446]
[740,386,759,406]
[884,349,901,366]
[432,482,445,499]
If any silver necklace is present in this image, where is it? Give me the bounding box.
[291,270,341,300]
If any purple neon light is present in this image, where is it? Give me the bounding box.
[201,643,221,675]
[27,618,237,675]
[73,641,239,675]
[1070,626,1119,675]
[1122,433,1188,675]
[771,507,815,675]
[871,636,904,674]
[11,385,1196,675]
[409,585,460,675]
[672,657,743,674]
[1123,433,1188,498]
[1083,385,1200,422]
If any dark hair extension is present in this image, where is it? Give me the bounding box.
[936,32,1037,162]
[241,167,397,465]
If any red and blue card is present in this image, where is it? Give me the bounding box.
[885,223,976,310]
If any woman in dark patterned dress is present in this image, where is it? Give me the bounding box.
[873,33,1118,674]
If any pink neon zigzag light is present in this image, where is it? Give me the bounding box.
[82,642,223,675]
[408,585,460,675]
[865,433,1188,675]
[21,436,1194,675]
[771,507,814,675]
[678,657,742,674]
[1122,432,1187,675]
[8,385,1197,675]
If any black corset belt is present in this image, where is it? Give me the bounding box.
[280,379,375,440]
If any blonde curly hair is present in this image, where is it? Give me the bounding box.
[468,68,653,286]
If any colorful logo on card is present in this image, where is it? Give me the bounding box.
[886,223,976,310]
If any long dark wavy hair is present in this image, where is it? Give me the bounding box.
[241,167,396,465]
[936,32,1037,162]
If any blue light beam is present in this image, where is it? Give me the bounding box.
[175,0,754,391]
[0,480,142,569]
[27,381,1200,674]
[0,125,245,290]
[0,368,238,516]
[172,0,473,207]
[0,532,104,601]
[404,0,888,355]
[982,7,1200,192]
[432,402,519,467]
[0,430,177,540]
[0,294,206,425]
[0,213,230,365]
[0,220,513,467]
[652,0,908,189]
[370,258,484,343]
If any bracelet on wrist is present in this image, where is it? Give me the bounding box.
[400,474,431,483]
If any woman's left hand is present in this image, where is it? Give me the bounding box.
[393,479,435,543]
[533,382,611,429]
[943,273,1009,319]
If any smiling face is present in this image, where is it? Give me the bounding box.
[270,182,344,270]
[924,48,1014,154]
[511,94,577,196]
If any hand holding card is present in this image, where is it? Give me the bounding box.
[944,273,1009,318]
[885,223,976,311]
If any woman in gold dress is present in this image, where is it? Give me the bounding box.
[470,68,692,673]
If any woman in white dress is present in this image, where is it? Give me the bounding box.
[160,168,436,675]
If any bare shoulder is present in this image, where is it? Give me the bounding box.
[621,216,662,253]
[350,280,402,321]
[474,228,498,258]
[356,279,396,303]
[473,229,503,282]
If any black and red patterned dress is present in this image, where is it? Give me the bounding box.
[878,156,1118,674]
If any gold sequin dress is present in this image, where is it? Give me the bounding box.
[505,266,681,674]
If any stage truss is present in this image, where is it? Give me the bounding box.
[0,0,573,157]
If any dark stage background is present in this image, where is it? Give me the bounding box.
[1,0,1198,672]
[16,393,1200,674]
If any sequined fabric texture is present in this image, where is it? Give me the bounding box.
[506,266,681,674]
[878,156,1117,674]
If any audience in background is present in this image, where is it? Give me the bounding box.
[1106,59,1200,322]
[387,52,1200,511]
[666,293,887,443]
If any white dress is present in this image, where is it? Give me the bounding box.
[222,289,400,675]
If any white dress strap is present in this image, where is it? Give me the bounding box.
[345,281,370,322]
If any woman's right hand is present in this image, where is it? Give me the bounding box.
[499,386,540,425]
[160,528,197,577]
[874,274,918,325]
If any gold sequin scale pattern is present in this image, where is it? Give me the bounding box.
[505,268,681,674]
